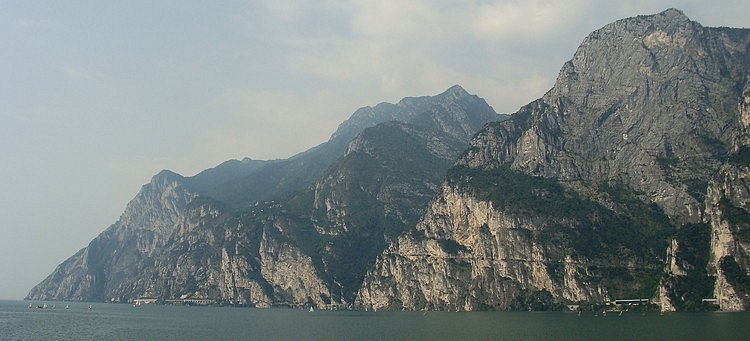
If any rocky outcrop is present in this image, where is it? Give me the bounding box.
[258,230,332,306]
[357,184,605,311]
[705,164,750,311]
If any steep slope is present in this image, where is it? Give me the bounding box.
[358,9,750,311]
[27,86,503,305]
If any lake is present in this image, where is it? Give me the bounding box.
[2,300,750,340]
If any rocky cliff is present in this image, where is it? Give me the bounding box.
[358,9,750,311]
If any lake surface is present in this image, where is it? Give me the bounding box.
[2,300,750,340]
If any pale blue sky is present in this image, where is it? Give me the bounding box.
[1,1,748,299]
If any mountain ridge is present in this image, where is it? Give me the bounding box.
[27,9,750,312]
[27,85,502,305]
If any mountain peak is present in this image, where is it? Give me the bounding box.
[329,85,495,145]
[428,85,471,104]
[641,8,693,30]
[618,7,695,34]
[152,169,183,183]
[658,8,688,21]
[442,84,468,97]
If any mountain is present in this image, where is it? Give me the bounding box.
[26,85,503,306]
[357,9,750,312]
[29,9,750,312]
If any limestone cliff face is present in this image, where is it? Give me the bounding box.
[258,230,332,306]
[357,184,604,311]
[359,9,750,311]
[705,164,750,311]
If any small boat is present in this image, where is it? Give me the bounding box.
[309,306,314,313]
[88,305,93,310]
[65,304,70,310]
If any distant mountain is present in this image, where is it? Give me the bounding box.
[357,9,750,312]
[27,85,503,306]
[178,85,499,207]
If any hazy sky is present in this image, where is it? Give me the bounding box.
[1,1,748,300]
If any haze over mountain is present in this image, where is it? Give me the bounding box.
[3,2,748,301]
[27,9,750,312]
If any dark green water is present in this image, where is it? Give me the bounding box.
[2,300,750,340]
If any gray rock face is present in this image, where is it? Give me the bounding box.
[357,184,606,311]
[464,8,749,224]
[358,9,750,311]
[705,163,750,311]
